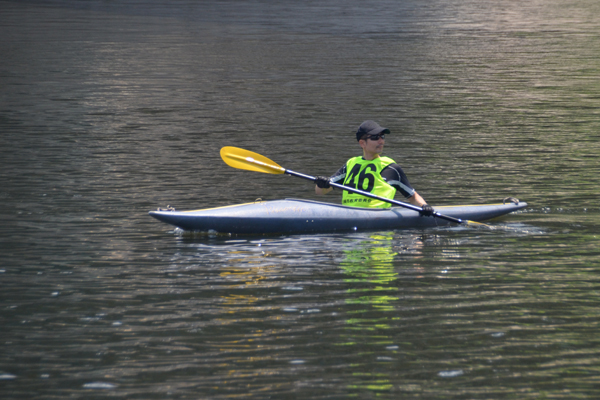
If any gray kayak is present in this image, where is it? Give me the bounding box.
[149,198,527,235]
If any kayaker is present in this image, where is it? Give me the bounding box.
[314,120,434,216]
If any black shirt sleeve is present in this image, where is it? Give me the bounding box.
[329,164,347,184]
[380,163,416,199]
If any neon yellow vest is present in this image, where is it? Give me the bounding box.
[342,156,396,208]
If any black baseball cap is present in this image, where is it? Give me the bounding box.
[356,120,390,141]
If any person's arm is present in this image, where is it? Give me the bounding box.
[382,164,434,215]
[408,192,427,207]
[314,164,346,195]
[409,192,434,216]
[315,181,333,195]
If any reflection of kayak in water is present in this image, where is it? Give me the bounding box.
[149,198,527,235]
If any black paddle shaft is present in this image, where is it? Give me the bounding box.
[284,169,466,225]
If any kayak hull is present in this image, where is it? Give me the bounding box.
[149,198,527,235]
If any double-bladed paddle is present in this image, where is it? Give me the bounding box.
[220,146,488,227]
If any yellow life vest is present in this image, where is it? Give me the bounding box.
[342,156,396,208]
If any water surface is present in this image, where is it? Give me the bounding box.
[1,0,600,398]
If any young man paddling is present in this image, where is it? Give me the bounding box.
[314,120,434,216]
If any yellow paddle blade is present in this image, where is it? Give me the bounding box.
[220,146,286,174]
[465,220,494,229]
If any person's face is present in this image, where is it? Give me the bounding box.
[360,133,385,158]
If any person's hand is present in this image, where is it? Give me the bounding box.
[314,176,331,189]
[420,204,434,216]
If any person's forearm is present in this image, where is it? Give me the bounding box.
[315,186,333,195]
[409,192,428,207]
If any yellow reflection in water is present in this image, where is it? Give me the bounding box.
[339,233,424,393]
